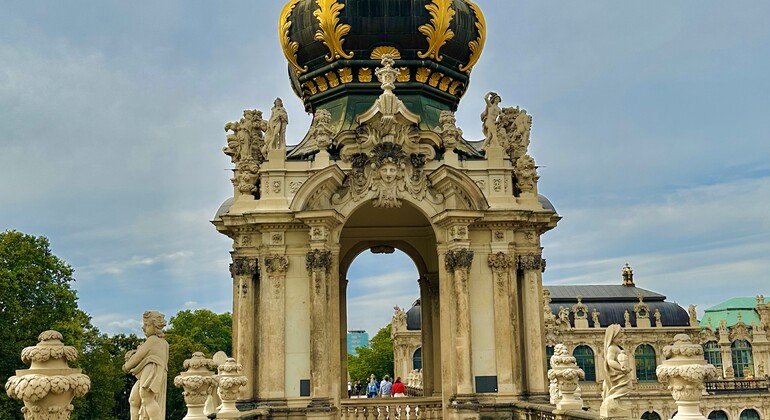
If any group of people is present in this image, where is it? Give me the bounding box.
[347,375,406,398]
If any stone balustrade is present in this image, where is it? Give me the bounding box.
[339,397,443,420]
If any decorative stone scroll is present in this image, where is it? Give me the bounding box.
[174,352,218,420]
[445,249,474,271]
[656,334,718,420]
[264,255,289,275]
[516,253,545,272]
[5,330,91,420]
[547,344,585,411]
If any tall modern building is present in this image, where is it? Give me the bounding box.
[346,330,369,357]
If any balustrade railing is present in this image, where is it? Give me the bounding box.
[705,378,769,394]
[339,397,442,420]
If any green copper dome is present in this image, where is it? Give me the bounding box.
[279,0,486,126]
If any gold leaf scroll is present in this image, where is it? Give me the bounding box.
[418,0,456,61]
[279,0,308,75]
[459,0,486,73]
[314,0,354,62]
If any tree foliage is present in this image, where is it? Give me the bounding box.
[347,324,394,384]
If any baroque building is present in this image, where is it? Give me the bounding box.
[395,265,770,420]
[212,1,561,419]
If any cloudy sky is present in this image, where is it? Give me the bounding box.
[2,1,769,337]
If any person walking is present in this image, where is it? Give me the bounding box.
[379,375,393,398]
[366,377,378,398]
[347,381,352,398]
[354,380,362,397]
[391,377,406,397]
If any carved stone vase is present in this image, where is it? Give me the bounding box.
[656,334,718,420]
[174,352,218,420]
[546,344,585,411]
[216,358,248,419]
[4,330,91,420]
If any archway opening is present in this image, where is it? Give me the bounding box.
[338,201,439,399]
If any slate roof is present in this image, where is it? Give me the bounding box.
[546,285,666,302]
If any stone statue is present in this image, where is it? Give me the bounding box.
[718,319,728,339]
[724,365,735,380]
[515,154,538,193]
[264,98,288,153]
[435,110,463,150]
[600,324,633,418]
[498,106,532,160]
[753,319,766,334]
[481,92,502,149]
[688,304,698,326]
[655,308,662,327]
[758,361,766,378]
[592,308,601,328]
[123,311,169,420]
[392,306,407,334]
[624,310,631,328]
[310,109,335,150]
[224,109,266,164]
[557,306,570,329]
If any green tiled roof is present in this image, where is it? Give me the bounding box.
[701,296,767,328]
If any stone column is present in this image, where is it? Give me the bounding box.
[174,352,218,420]
[230,257,258,400]
[263,253,289,400]
[306,249,333,407]
[445,248,475,396]
[488,252,515,396]
[5,330,91,420]
[717,320,732,378]
[217,358,249,419]
[547,344,585,411]
[418,275,436,396]
[518,253,548,395]
[656,334,718,420]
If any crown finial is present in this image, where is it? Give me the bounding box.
[622,263,634,287]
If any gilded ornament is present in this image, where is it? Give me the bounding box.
[326,71,340,87]
[459,0,486,73]
[418,0,456,61]
[416,67,432,83]
[314,0,354,62]
[448,80,461,95]
[338,67,353,83]
[439,76,452,91]
[371,46,402,60]
[358,68,373,82]
[304,81,318,95]
[279,0,308,75]
[314,75,329,92]
[397,68,410,82]
[428,72,442,87]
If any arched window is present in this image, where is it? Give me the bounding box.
[546,346,554,370]
[412,347,422,370]
[573,345,596,381]
[708,410,729,420]
[641,411,661,420]
[739,409,760,420]
[634,344,657,381]
[731,340,753,378]
[703,341,722,368]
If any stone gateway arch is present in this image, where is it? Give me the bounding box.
[212,1,560,418]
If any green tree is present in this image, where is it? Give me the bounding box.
[347,324,394,384]
[0,231,88,420]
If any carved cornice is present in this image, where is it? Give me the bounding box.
[517,253,546,272]
[418,0,456,61]
[306,249,332,273]
[279,0,308,75]
[445,249,474,271]
[230,257,258,277]
[264,254,290,275]
[458,0,486,74]
[313,0,353,62]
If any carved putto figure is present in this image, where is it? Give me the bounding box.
[435,110,463,150]
[592,308,601,328]
[392,306,407,336]
[515,154,538,194]
[310,109,335,150]
[264,98,289,153]
[498,106,532,159]
[688,304,698,326]
[481,92,502,149]
[623,310,631,328]
[600,324,633,418]
[123,311,169,420]
[655,308,662,327]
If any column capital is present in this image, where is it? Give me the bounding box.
[445,249,474,271]
[306,249,333,273]
[264,254,290,275]
[488,252,514,274]
[516,253,546,272]
[230,257,259,277]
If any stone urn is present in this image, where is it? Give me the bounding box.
[216,358,248,419]
[174,352,218,420]
[657,334,718,420]
[547,344,585,411]
[4,330,91,420]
